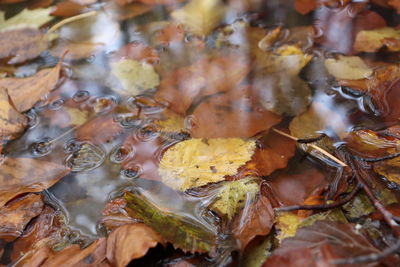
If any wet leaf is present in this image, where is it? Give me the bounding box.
[211,177,260,219]
[0,8,53,31]
[124,190,218,254]
[76,115,124,144]
[105,2,152,21]
[264,221,397,267]
[111,43,159,64]
[106,224,164,267]
[50,1,87,18]
[0,193,43,241]
[242,235,273,267]
[0,157,70,207]
[171,0,225,36]
[50,39,103,60]
[324,55,373,80]
[109,59,160,95]
[275,212,302,241]
[354,27,400,52]
[0,88,27,145]
[0,61,62,112]
[0,28,48,64]
[154,112,185,133]
[232,183,275,249]
[159,138,256,191]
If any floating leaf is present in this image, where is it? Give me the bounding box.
[124,190,218,254]
[171,0,225,36]
[106,224,164,267]
[159,138,256,191]
[324,55,373,80]
[211,177,260,219]
[0,193,44,241]
[0,8,53,31]
[354,27,400,52]
[0,61,62,112]
[109,59,160,95]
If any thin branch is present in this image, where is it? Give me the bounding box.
[332,239,400,265]
[297,133,327,143]
[46,11,97,35]
[353,152,400,163]
[275,183,362,212]
[272,128,347,167]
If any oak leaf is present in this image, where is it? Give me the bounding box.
[0,193,44,242]
[0,61,62,112]
[171,0,225,36]
[158,138,256,191]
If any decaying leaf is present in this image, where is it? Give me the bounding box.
[232,183,275,249]
[275,212,301,241]
[0,28,48,64]
[264,221,399,266]
[0,157,70,207]
[0,61,62,112]
[171,0,225,36]
[0,193,44,241]
[109,59,160,95]
[159,138,256,191]
[324,55,373,80]
[106,224,164,267]
[124,190,218,254]
[0,8,53,31]
[0,88,27,144]
[50,39,103,60]
[211,177,260,219]
[354,27,400,52]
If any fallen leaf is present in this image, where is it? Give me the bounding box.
[111,43,159,64]
[275,212,302,241]
[100,198,136,232]
[104,2,152,21]
[211,177,260,219]
[124,190,218,254]
[388,0,400,13]
[106,224,164,267]
[50,1,87,17]
[154,112,185,133]
[0,88,27,145]
[264,221,399,267]
[159,138,256,191]
[109,59,160,95]
[50,39,103,60]
[188,89,282,138]
[0,193,44,241]
[76,115,124,144]
[0,28,48,64]
[0,157,70,207]
[324,55,373,80]
[28,0,53,9]
[232,182,275,249]
[155,55,249,115]
[354,27,400,52]
[0,61,62,112]
[171,0,225,36]
[0,8,53,31]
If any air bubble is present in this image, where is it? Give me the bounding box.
[49,99,64,110]
[110,145,132,163]
[135,124,159,141]
[30,138,53,156]
[120,166,142,179]
[66,142,106,172]
[72,90,90,103]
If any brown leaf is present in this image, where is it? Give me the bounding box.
[111,43,159,64]
[106,224,164,267]
[27,0,53,9]
[388,0,400,13]
[232,182,275,249]
[50,1,87,17]
[0,193,43,241]
[76,114,124,144]
[264,221,399,267]
[0,28,48,65]
[50,39,103,60]
[155,55,249,115]
[0,61,62,112]
[187,88,281,138]
[10,206,64,264]
[0,157,70,207]
[0,88,27,144]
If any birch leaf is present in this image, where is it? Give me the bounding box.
[159,138,256,191]
[171,0,225,36]
[0,8,53,31]
[109,59,160,95]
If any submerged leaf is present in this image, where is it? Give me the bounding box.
[324,55,373,80]
[109,59,160,95]
[171,0,225,36]
[159,138,256,191]
[354,27,400,52]
[0,8,53,31]
[124,191,218,254]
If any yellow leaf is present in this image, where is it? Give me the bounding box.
[159,138,256,191]
[324,55,373,80]
[65,108,89,126]
[275,212,301,241]
[0,8,53,31]
[211,177,260,219]
[171,0,225,36]
[154,114,185,133]
[109,59,160,95]
[354,27,400,53]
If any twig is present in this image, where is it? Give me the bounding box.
[46,11,97,35]
[272,128,347,167]
[275,183,362,212]
[353,152,400,163]
[332,239,400,265]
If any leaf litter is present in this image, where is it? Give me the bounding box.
[1,1,400,267]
